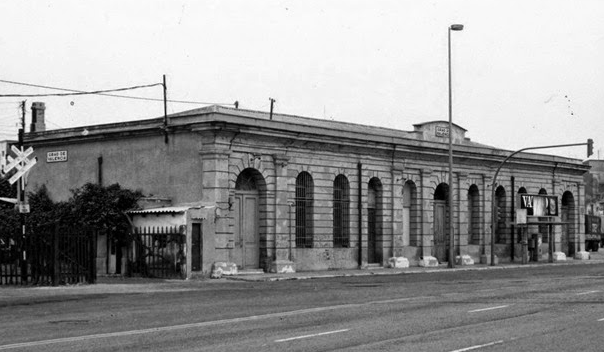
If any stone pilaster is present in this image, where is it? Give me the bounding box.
[270,154,295,273]
[199,147,232,261]
[391,163,405,257]
[481,174,492,263]
[420,168,433,258]
[457,172,469,254]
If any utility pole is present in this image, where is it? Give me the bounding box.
[163,75,168,144]
[269,98,276,120]
[18,101,27,282]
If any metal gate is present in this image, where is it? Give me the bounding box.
[0,225,97,286]
[127,226,185,279]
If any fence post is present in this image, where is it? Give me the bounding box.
[52,224,60,286]
[90,230,97,284]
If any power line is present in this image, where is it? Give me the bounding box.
[45,119,64,129]
[0,81,163,98]
[0,79,236,105]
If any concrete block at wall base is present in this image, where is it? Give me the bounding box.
[270,260,296,273]
[419,256,439,267]
[574,251,590,260]
[210,262,238,279]
[456,255,474,266]
[552,252,567,262]
[388,257,409,268]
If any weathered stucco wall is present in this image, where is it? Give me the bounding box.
[23,106,589,272]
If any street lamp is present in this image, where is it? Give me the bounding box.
[448,24,464,268]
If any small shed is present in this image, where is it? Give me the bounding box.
[127,204,216,279]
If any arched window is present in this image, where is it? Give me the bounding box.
[333,175,350,247]
[468,185,480,245]
[562,191,576,254]
[368,178,383,264]
[495,186,507,243]
[295,172,314,248]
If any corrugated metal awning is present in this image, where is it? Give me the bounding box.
[127,205,202,215]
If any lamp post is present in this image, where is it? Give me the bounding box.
[448,24,464,268]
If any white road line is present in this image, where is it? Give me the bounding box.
[450,340,504,352]
[0,296,419,350]
[576,290,600,295]
[468,305,510,313]
[275,329,349,342]
[597,318,604,322]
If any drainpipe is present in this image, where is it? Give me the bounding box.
[511,176,515,261]
[358,162,363,268]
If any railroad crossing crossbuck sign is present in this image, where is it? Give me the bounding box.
[3,145,37,185]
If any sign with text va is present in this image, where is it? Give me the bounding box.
[519,194,558,217]
[47,150,67,163]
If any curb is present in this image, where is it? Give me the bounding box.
[225,259,604,282]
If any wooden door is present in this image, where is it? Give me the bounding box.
[233,192,260,269]
[434,201,447,262]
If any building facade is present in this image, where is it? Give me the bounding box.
[23,104,589,275]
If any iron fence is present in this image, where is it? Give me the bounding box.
[127,226,185,279]
[0,224,97,286]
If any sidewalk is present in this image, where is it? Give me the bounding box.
[226,253,604,282]
[1,253,603,300]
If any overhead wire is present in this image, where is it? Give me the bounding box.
[0,79,236,105]
[0,82,163,98]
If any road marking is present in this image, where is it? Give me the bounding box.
[0,296,418,350]
[275,329,349,342]
[576,290,600,295]
[468,305,510,313]
[450,340,504,352]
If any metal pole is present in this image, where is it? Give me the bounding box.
[19,101,27,282]
[490,141,591,266]
[163,75,168,144]
[269,98,275,120]
[447,26,457,268]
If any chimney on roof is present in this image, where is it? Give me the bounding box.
[30,102,46,132]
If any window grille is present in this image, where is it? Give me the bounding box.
[468,185,480,245]
[495,186,507,243]
[295,172,314,248]
[333,175,350,247]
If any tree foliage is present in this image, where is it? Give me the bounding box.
[0,182,142,241]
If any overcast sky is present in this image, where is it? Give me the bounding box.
[1,0,603,159]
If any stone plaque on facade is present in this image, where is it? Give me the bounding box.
[47,151,67,163]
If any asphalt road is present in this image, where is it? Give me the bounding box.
[2,264,604,351]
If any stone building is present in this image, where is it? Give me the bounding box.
[23,103,589,275]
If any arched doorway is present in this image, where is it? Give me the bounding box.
[368,178,382,264]
[433,183,449,262]
[233,168,266,269]
[561,191,576,255]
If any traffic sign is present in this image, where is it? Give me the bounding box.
[8,157,36,185]
[3,146,33,174]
